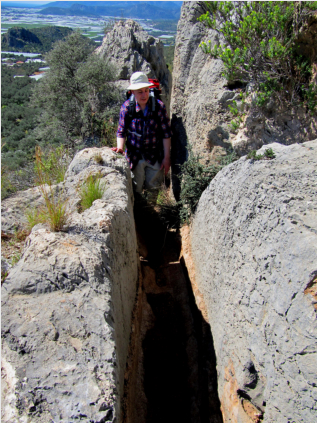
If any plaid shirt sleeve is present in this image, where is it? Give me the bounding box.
[157,100,172,139]
[117,100,129,138]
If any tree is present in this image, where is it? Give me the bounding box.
[32,31,121,148]
[199,1,317,113]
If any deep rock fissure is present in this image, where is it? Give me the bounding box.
[122,203,223,423]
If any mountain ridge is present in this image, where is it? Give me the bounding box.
[39,2,181,20]
[1,1,182,19]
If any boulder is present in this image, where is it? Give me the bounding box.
[1,147,139,422]
[95,19,172,112]
[189,140,317,422]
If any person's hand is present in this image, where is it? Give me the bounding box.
[160,156,171,175]
[111,147,124,154]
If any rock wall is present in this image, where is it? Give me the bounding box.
[95,19,172,112]
[170,1,229,186]
[1,148,139,422]
[170,1,317,196]
[188,140,317,422]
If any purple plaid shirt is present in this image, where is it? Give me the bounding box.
[117,98,172,170]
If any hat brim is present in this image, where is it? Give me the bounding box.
[127,82,153,90]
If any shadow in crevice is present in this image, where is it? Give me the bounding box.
[180,256,223,423]
[143,291,191,423]
[125,200,223,423]
[171,114,188,202]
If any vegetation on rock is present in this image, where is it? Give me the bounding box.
[78,173,107,212]
[199,1,317,114]
[179,148,237,224]
[34,145,70,186]
[247,147,276,161]
[33,146,69,232]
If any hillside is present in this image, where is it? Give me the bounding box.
[1,26,73,53]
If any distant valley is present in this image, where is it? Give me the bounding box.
[40,1,181,20]
[1,2,179,47]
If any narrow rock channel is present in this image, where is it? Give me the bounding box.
[122,200,223,423]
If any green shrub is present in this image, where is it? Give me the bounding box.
[156,185,180,229]
[199,1,317,112]
[179,147,237,223]
[32,31,121,148]
[247,148,276,161]
[100,117,117,147]
[264,148,275,159]
[79,174,107,212]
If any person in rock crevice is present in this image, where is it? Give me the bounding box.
[112,72,172,198]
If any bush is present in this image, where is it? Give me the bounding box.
[179,147,237,223]
[199,1,317,113]
[155,185,180,229]
[32,31,121,148]
[247,147,276,161]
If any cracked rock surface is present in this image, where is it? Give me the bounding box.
[1,147,139,422]
[190,140,317,423]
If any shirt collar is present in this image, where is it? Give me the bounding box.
[135,102,141,113]
[135,100,149,114]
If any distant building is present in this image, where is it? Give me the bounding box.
[30,71,47,80]
[16,61,24,65]
[30,74,45,81]
[25,58,46,64]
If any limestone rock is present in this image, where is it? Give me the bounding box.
[170,1,232,196]
[170,1,317,197]
[1,185,44,233]
[190,140,317,423]
[95,19,171,111]
[1,147,139,422]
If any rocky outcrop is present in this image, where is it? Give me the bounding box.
[187,140,317,423]
[170,1,317,196]
[170,2,229,169]
[1,148,139,422]
[95,20,172,112]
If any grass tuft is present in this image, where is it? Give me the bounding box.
[79,173,107,212]
[34,146,69,232]
[94,152,104,165]
[34,144,69,186]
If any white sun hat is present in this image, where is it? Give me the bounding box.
[127,72,153,90]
